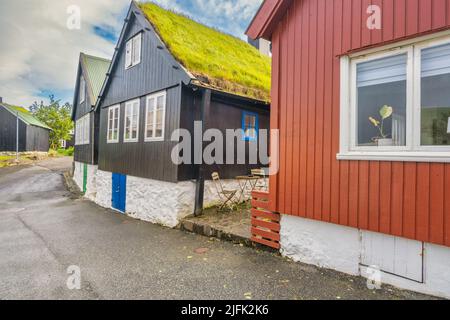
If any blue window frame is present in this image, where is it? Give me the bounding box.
[242,111,259,141]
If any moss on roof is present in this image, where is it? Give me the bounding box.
[138,2,271,102]
[1,103,51,130]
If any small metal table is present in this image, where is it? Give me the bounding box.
[235,175,261,203]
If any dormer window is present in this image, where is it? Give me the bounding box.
[79,76,85,104]
[125,33,142,69]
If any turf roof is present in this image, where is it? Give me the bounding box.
[137,2,271,102]
[1,103,51,130]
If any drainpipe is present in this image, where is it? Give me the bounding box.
[194,88,211,216]
[16,111,19,161]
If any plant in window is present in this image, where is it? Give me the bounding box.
[368,105,393,146]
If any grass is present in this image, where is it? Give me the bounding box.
[57,147,74,157]
[138,2,271,101]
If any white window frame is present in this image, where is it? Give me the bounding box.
[124,99,140,143]
[75,114,90,145]
[338,32,450,163]
[125,33,142,70]
[79,76,85,104]
[84,114,90,145]
[107,105,120,144]
[145,91,166,142]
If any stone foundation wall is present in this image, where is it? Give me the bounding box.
[73,161,98,201]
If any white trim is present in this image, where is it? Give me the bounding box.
[75,114,90,146]
[123,99,140,143]
[79,76,85,104]
[125,33,142,70]
[144,91,166,142]
[339,34,450,162]
[347,29,450,59]
[107,105,120,144]
[337,151,450,163]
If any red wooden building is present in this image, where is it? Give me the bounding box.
[248,0,450,298]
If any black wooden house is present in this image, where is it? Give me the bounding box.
[0,99,51,152]
[92,1,271,222]
[72,53,111,165]
[71,53,110,196]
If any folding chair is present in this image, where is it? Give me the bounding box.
[211,172,238,211]
[251,168,268,191]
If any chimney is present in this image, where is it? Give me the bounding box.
[247,37,272,57]
[0,97,3,103]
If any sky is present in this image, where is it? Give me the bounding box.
[0,0,263,108]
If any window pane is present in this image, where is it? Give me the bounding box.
[421,43,450,146]
[147,109,154,138]
[155,110,163,138]
[356,54,407,147]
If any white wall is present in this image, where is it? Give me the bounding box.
[94,172,247,228]
[125,176,195,228]
[95,169,112,209]
[281,214,450,299]
[280,215,361,275]
[73,161,97,201]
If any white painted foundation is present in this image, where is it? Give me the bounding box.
[280,214,450,299]
[73,161,98,201]
[95,169,112,209]
[94,170,248,228]
[280,215,361,275]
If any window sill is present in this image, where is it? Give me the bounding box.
[145,138,164,142]
[125,62,140,70]
[337,151,450,163]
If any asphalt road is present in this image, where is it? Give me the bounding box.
[0,157,433,300]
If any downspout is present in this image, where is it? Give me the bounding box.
[194,88,211,216]
[16,111,19,161]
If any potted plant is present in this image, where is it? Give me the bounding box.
[369,105,394,146]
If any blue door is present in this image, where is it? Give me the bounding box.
[112,173,126,213]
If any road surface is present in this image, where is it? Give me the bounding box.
[0,157,432,299]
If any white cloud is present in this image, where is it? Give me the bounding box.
[0,0,262,108]
[0,0,129,107]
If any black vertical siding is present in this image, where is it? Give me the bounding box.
[73,74,97,165]
[0,107,27,152]
[177,87,271,181]
[0,106,49,152]
[99,14,185,108]
[26,125,49,152]
[97,12,186,182]
[98,85,181,182]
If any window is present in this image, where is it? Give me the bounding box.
[107,105,120,143]
[124,99,140,142]
[339,34,450,162]
[125,33,142,69]
[75,114,90,145]
[242,111,258,141]
[145,91,166,141]
[79,76,85,104]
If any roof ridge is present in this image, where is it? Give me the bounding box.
[81,52,111,63]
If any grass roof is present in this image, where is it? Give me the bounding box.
[1,103,51,130]
[138,2,271,102]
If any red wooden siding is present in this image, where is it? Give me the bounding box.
[270,0,450,247]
